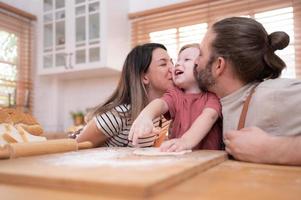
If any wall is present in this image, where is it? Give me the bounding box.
[0,0,40,14]
[59,76,119,131]
[129,0,188,13]
[1,0,188,16]
[2,0,186,132]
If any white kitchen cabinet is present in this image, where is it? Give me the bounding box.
[38,0,129,78]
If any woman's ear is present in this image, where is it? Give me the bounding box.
[142,74,150,85]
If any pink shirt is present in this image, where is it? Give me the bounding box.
[161,87,222,150]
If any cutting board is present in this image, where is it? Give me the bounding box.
[0,148,227,198]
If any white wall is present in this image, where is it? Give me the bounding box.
[59,76,119,130]
[34,76,60,131]
[2,0,187,132]
[0,0,40,14]
[1,0,188,15]
[129,0,188,13]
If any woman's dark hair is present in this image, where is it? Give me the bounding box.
[211,17,289,83]
[88,43,167,121]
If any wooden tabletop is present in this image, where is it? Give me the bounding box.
[0,148,300,200]
[153,160,301,200]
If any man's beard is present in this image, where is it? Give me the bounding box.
[193,61,216,92]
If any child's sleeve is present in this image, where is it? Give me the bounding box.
[204,92,222,117]
[161,87,179,120]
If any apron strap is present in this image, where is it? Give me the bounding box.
[237,86,257,130]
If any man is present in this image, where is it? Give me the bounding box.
[194,17,301,165]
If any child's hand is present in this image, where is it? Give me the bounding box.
[128,116,158,146]
[160,138,192,152]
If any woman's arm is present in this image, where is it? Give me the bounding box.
[160,107,219,152]
[76,119,108,148]
[224,127,301,166]
[128,98,169,146]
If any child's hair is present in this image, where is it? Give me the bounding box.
[178,43,200,55]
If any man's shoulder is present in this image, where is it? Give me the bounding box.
[259,78,301,89]
[255,78,301,102]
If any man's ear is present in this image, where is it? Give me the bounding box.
[142,74,150,85]
[214,56,226,76]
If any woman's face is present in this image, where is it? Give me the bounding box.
[143,48,174,98]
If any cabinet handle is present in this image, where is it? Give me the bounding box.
[64,53,69,69]
[69,53,73,69]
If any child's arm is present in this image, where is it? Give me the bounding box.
[128,99,169,146]
[160,107,219,152]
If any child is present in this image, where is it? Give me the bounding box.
[128,44,222,152]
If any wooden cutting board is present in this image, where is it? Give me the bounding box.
[0,148,227,198]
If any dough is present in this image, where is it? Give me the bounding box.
[133,147,191,156]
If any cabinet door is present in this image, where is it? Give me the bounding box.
[42,0,68,71]
[72,0,101,69]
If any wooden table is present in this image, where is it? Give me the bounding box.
[0,148,300,200]
[153,160,301,200]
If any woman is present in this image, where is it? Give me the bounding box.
[76,43,173,147]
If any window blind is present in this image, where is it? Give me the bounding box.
[0,3,36,113]
[129,0,301,79]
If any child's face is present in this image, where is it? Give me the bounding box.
[173,47,200,90]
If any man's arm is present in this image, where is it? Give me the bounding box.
[224,127,301,165]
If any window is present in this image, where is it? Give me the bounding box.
[130,0,301,78]
[150,23,207,61]
[150,28,177,60]
[255,7,295,78]
[0,3,36,112]
[0,31,17,107]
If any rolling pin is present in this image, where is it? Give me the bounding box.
[0,139,93,159]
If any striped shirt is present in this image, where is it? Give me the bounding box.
[94,104,170,147]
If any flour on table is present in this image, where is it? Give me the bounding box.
[41,148,178,168]
[133,147,192,156]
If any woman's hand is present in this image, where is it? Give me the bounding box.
[160,138,192,152]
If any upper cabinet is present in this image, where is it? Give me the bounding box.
[38,0,129,77]
[42,0,68,72]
